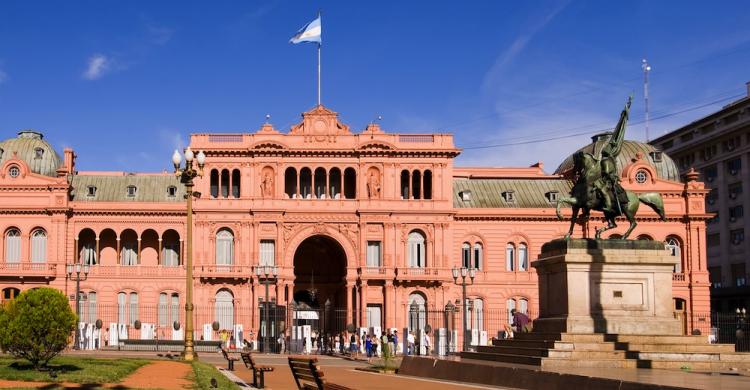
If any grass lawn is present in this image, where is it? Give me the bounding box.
[190,361,240,390]
[0,356,149,384]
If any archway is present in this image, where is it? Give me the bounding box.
[293,235,347,309]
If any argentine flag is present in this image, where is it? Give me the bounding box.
[290,15,321,44]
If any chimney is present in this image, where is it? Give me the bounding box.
[63,148,76,175]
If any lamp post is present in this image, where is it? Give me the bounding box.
[256,265,278,353]
[451,266,475,352]
[172,147,205,361]
[66,262,90,350]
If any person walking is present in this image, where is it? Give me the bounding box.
[365,335,373,362]
[392,330,399,355]
[407,331,416,355]
[349,333,358,358]
[423,332,432,356]
[372,335,379,359]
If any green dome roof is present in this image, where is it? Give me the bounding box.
[555,133,680,182]
[0,131,62,177]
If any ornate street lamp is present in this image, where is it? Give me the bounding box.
[452,266,476,352]
[256,265,279,353]
[172,147,205,361]
[66,262,90,350]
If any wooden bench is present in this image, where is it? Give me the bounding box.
[288,356,353,390]
[240,352,274,389]
[220,348,239,371]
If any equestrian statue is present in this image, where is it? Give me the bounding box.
[555,96,666,240]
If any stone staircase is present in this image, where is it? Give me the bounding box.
[460,332,750,372]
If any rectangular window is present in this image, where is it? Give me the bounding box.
[731,229,744,245]
[260,240,275,266]
[473,244,482,270]
[708,266,722,288]
[506,245,515,271]
[703,165,717,182]
[727,158,742,175]
[366,241,382,267]
[730,205,744,221]
[729,182,743,200]
[462,245,471,269]
[366,304,382,328]
[707,233,720,247]
[732,263,747,287]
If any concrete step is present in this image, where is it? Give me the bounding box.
[540,357,638,369]
[615,342,736,353]
[492,339,617,351]
[460,351,542,366]
[641,359,750,371]
[514,333,606,343]
[605,334,709,345]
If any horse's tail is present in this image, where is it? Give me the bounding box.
[638,192,666,221]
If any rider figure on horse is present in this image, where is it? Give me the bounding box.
[594,96,632,216]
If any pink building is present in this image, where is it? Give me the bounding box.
[0,106,710,348]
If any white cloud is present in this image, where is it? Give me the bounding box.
[482,1,570,91]
[83,54,110,80]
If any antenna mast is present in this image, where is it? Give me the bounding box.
[642,59,652,142]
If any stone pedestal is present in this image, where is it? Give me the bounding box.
[532,239,681,335]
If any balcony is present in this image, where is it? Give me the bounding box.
[395,267,449,282]
[0,263,57,279]
[196,265,252,281]
[672,273,686,282]
[357,266,394,280]
[88,265,185,278]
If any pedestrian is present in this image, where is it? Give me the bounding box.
[423,332,432,356]
[350,333,357,357]
[339,333,345,354]
[392,330,399,355]
[365,335,373,362]
[511,309,531,333]
[372,335,379,359]
[407,331,415,355]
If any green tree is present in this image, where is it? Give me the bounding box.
[0,288,76,369]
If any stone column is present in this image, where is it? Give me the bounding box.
[360,281,368,327]
[345,280,355,327]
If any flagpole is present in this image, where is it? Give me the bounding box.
[317,42,321,106]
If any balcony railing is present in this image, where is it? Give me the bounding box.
[196,265,252,280]
[88,265,185,278]
[360,266,387,275]
[0,262,57,278]
[394,267,449,281]
[672,273,686,282]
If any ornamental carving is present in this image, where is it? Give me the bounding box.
[289,105,351,143]
[366,167,381,199]
[260,166,275,198]
[338,224,359,251]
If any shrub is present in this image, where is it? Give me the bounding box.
[0,288,76,369]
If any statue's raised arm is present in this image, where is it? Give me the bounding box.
[600,96,632,159]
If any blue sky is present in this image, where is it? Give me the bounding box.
[1,1,749,172]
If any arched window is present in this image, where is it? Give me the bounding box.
[117,292,126,324]
[518,243,528,271]
[473,243,483,270]
[215,289,234,330]
[210,169,219,198]
[461,243,471,269]
[329,168,341,199]
[407,292,426,333]
[220,169,230,198]
[31,229,47,263]
[162,230,180,266]
[506,244,515,271]
[518,298,529,314]
[215,229,234,265]
[2,287,20,301]
[412,170,422,199]
[472,298,484,331]
[344,168,356,199]
[314,167,326,199]
[423,170,432,200]
[87,291,97,324]
[121,242,137,266]
[666,236,682,273]
[129,293,139,326]
[158,292,179,327]
[4,228,21,263]
[231,169,241,198]
[407,231,426,268]
[300,168,312,199]
[400,170,410,199]
[284,167,298,198]
[159,292,169,326]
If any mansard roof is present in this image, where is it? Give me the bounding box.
[70,174,185,202]
[453,177,572,208]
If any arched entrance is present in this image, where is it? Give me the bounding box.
[293,235,347,309]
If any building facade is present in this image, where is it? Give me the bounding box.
[651,82,750,313]
[0,105,710,347]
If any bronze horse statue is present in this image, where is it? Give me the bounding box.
[555,150,666,240]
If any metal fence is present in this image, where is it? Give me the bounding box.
[681,312,750,352]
